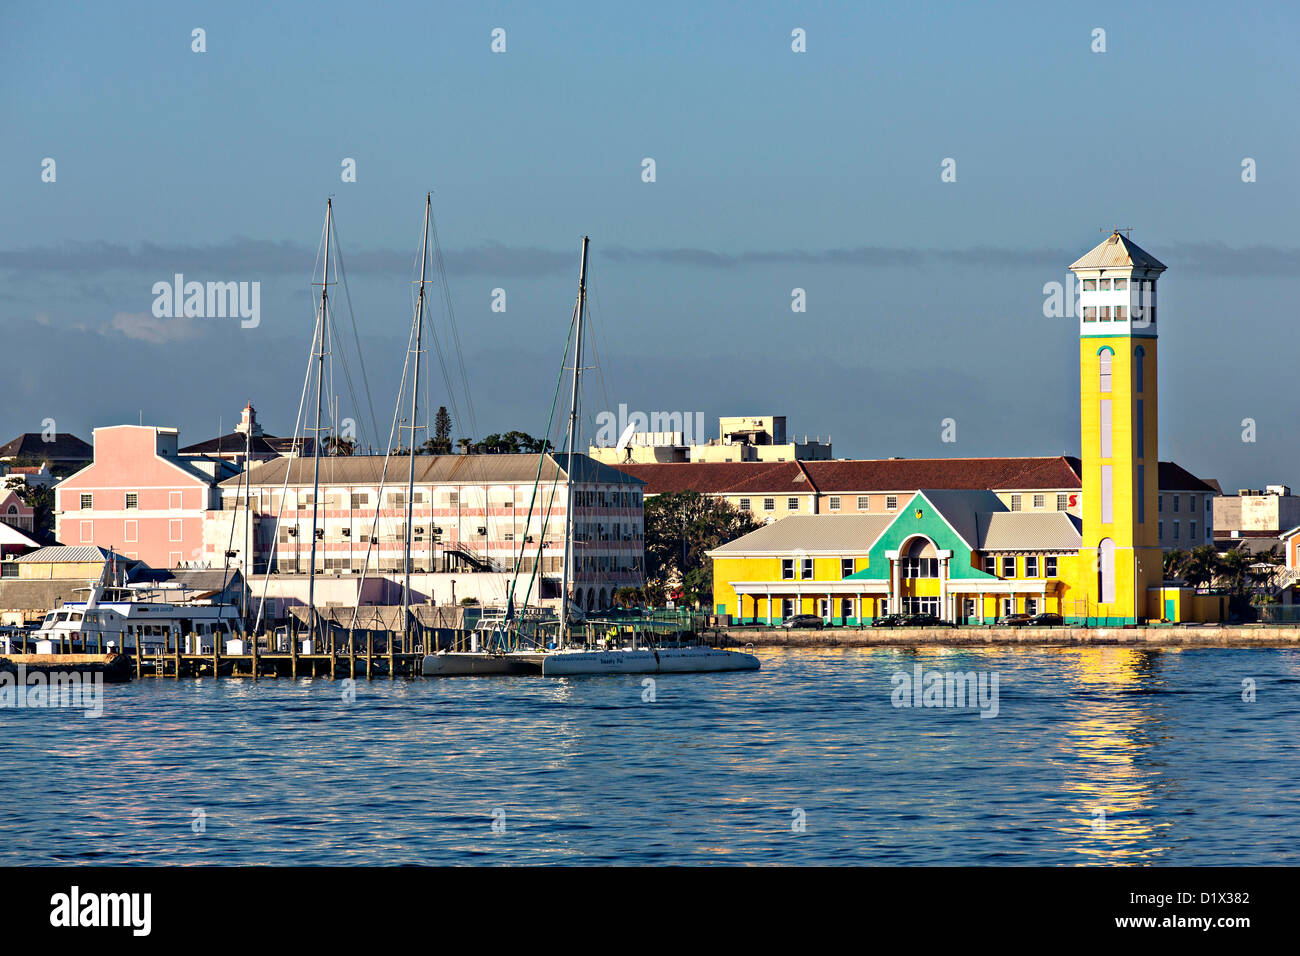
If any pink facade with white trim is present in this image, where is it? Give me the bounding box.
[54,425,234,569]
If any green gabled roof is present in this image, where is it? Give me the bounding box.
[846,490,1007,581]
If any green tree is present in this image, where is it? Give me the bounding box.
[427,406,452,454]
[643,491,760,609]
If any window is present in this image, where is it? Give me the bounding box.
[1025,555,1039,577]
[169,519,182,542]
[1135,400,1144,458]
[80,520,92,543]
[817,598,829,618]
[828,496,841,511]
[125,492,138,510]
[1025,597,1038,615]
[1057,493,1068,511]
[857,496,870,510]
[80,493,93,510]
[1100,400,1112,457]
[782,559,795,580]
[902,557,939,578]
[1206,497,1212,513]
[1083,279,1097,291]
[1158,494,1164,512]
[984,556,996,575]
[782,598,795,618]
[1173,495,1180,513]
[801,557,814,579]
[1101,465,1113,523]
[1011,494,1022,512]
[1002,598,1014,617]
[763,498,775,512]
[738,498,750,512]
[1138,465,1145,523]
[787,497,799,511]
[170,491,183,510]
[886,496,898,510]
[841,558,855,578]
[1191,521,1197,540]
[1113,278,1127,291]
[1083,306,1097,322]
[1033,494,1045,509]
[1134,346,1144,393]
[1159,520,1164,539]
[125,519,137,543]
[840,598,853,620]
[1002,556,1016,577]
[1098,538,1116,603]
[1099,349,1112,392]
[1045,556,1058,576]
[1173,521,1180,540]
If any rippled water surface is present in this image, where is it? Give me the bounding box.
[2,647,1298,865]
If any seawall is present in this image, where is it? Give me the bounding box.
[713,625,1300,648]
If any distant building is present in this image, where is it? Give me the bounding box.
[0,545,142,626]
[53,425,239,568]
[1,462,55,489]
[613,455,1217,544]
[589,414,831,464]
[179,403,315,464]
[0,488,35,534]
[0,432,92,470]
[1214,485,1300,537]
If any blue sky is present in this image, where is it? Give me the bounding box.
[2,0,1297,490]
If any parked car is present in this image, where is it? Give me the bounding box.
[997,613,1034,627]
[1026,612,1063,627]
[871,614,907,628]
[901,613,948,627]
[781,614,825,630]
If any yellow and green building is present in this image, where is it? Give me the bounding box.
[709,232,1224,625]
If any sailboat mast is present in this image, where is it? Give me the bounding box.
[242,420,251,628]
[560,236,589,645]
[404,194,431,642]
[307,198,331,648]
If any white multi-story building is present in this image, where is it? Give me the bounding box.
[202,452,645,612]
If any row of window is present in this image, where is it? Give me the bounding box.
[745,495,901,513]
[1160,520,1205,541]
[79,492,186,510]
[78,519,185,543]
[983,554,1060,578]
[1159,494,1210,514]
[1009,493,1071,512]
[781,557,859,580]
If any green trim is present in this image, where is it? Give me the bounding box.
[1080,331,1157,339]
[1096,345,1115,355]
[845,491,998,582]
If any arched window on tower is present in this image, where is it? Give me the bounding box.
[1098,348,1113,392]
[1098,537,1116,605]
[1134,346,1145,393]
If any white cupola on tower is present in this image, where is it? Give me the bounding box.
[234,402,264,438]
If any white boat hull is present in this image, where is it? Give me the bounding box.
[541,646,760,676]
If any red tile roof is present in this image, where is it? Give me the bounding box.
[802,456,1083,492]
[612,456,1217,496]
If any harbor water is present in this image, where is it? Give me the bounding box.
[2,646,1297,865]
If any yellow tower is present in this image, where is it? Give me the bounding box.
[1069,232,1166,624]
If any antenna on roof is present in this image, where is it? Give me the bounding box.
[1101,226,1133,238]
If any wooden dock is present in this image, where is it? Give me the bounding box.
[9,629,437,680]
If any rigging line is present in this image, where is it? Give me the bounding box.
[254,278,323,632]
[586,271,615,446]
[412,225,463,443]
[429,205,478,437]
[328,213,383,450]
[346,282,420,631]
[506,295,578,617]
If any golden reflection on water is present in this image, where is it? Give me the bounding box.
[1050,647,1171,863]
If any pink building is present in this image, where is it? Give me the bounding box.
[54,425,238,568]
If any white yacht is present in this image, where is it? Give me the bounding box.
[26,580,240,655]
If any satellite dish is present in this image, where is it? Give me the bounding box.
[616,421,637,449]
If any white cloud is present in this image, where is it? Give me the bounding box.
[107,311,200,344]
